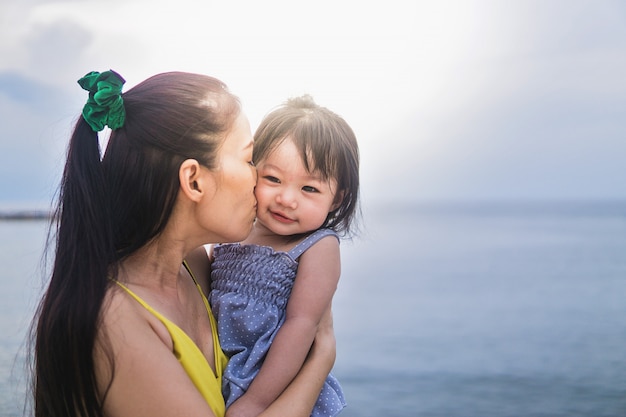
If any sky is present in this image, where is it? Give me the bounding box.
[1,0,625,209]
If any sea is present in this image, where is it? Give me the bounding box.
[1,200,625,417]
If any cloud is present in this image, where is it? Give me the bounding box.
[358,1,626,202]
[0,72,62,106]
[24,19,93,77]
[1,0,625,206]
[0,72,78,205]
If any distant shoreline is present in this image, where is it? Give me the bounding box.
[0,210,52,220]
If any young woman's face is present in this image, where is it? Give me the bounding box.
[254,137,339,236]
[202,112,257,242]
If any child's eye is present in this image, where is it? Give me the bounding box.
[302,186,319,193]
[264,176,280,183]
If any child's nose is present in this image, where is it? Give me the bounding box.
[276,188,297,209]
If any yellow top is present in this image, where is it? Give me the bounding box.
[114,261,228,416]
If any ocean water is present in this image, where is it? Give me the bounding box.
[1,201,626,416]
[0,220,48,417]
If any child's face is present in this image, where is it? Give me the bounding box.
[254,137,340,236]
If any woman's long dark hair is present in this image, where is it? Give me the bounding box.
[31,72,240,417]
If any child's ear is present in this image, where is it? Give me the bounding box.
[330,190,345,212]
[179,159,214,202]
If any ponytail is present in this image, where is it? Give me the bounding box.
[34,95,118,416]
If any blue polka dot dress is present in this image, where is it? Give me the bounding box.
[209,228,346,416]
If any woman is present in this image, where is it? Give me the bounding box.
[31,70,336,417]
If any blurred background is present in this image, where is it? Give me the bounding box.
[1,1,625,416]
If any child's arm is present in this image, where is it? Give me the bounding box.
[226,235,341,417]
[258,307,337,417]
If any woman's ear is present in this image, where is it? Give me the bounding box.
[179,159,214,202]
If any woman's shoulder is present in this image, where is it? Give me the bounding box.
[95,282,216,416]
[100,283,173,350]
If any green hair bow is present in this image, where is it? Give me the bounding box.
[78,70,126,132]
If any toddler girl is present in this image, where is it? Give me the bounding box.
[209,95,360,417]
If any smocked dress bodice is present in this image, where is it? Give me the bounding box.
[209,228,346,416]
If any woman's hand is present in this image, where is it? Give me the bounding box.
[307,306,336,370]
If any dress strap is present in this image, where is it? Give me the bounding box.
[182,260,200,286]
[287,228,339,260]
